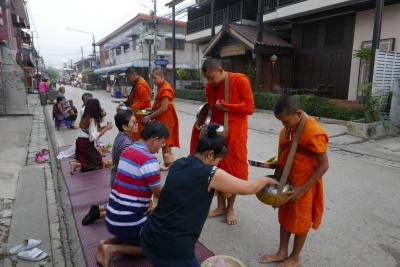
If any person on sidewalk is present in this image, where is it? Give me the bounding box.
[81,109,138,225]
[259,95,329,267]
[191,58,255,225]
[125,67,152,141]
[71,98,113,173]
[142,69,179,169]
[141,124,279,267]
[53,96,78,130]
[96,121,168,267]
[38,78,49,105]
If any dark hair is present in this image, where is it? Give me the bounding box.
[79,98,103,129]
[114,109,134,132]
[140,121,169,141]
[125,67,138,76]
[56,96,65,103]
[81,93,93,105]
[274,95,302,115]
[196,123,228,158]
[58,86,65,92]
[202,58,223,73]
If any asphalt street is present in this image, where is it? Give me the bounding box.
[46,86,400,267]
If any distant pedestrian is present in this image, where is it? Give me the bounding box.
[38,78,49,105]
[52,96,78,130]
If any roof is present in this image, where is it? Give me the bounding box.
[96,13,186,46]
[203,23,292,55]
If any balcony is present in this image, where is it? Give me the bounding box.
[263,0,307,12]
[187,2,242,34]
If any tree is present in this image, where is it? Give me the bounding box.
[45,67,60,80]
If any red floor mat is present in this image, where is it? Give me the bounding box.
[59,147,214,266]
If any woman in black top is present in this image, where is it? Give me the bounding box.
[141,124,278,267]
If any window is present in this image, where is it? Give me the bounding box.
[116,47,121,55]
[325,17,345,47]
[165,39,185,50]
[131,39,136,50]
[123,43,130,53]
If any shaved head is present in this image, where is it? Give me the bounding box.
[202,58,223,73]
[151,68,165,78]
[125,67,138,76]
[274,95,302,115]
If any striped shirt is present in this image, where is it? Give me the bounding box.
[110,132,134,186]
[105,141,161,238]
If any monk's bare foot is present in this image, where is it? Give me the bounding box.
[208,207,226,218]
[226,208,237,225]
[277,256,301,267]
[259,252,288,264]
[96,240,106,266]
[102,244,116,267]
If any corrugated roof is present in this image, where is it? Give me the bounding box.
[229,24,292,48]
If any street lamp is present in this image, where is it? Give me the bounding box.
[66,27,97,69]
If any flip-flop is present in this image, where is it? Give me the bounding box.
[40,149,49,156]
[17,247,48,262]
[8,239,42,255]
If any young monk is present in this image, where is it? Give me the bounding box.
[125,67,152,141]
[260,95,329,267]
[197,58,255,225]
[142,69,179,168]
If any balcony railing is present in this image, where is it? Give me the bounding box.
[187,2,242,34]
[264,0,307,12]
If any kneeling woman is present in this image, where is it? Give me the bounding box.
[74,98,113,172]
[141,124,279,267]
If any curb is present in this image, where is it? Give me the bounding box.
[43,104,86,267]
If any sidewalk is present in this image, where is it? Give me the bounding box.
[0,94,65,267]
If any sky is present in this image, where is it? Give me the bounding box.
[27,0,191,68]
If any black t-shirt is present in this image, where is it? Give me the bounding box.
[141,156,217,260]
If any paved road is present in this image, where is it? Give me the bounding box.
[47,86,400,267]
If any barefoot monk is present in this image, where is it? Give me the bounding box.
[199,58,255,225]
[260,95,329,267]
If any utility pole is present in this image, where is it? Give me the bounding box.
[166,0,184,90]
[255,0,264,91]
[81,46,84,72]
[5,0,13,49]
[369,0,385,83]
[152,0,158,99]
[92,34,96,69]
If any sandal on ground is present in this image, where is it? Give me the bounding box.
[82,205,100,225]
[34,153,47,163]
[40,149,49,156]
[8,239,42,255]
[17,247,48,262]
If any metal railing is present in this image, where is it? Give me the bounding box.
[264,0,307,12]
[187,2,242,34]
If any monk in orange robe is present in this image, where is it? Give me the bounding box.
[260,95,329,267]
[125,67,152,141]
[143,69,179,168]
[199,58,254,225]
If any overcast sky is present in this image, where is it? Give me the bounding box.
[27,0,191,68]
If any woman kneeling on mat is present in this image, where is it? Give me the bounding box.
[140,124,279,267]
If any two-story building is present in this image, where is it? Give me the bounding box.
[187,0,400,100]
[94,13,199,87]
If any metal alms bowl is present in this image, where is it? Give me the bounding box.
[256,184,292,207]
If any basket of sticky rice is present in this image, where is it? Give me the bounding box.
[201,255,245,267]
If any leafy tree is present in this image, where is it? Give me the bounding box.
[44,67,60,80]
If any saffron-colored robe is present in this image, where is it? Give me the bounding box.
[194,72,254,180]
[278,116,328,234]
[153,82,180,147]
[128,77,151,141]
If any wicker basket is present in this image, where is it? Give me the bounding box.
[201,255,245,267]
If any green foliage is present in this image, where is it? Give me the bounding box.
[354,48,372,60]
[44,67,60,80]
[175,89,365,121]
[176,68,186,80]
[175,89,206,102]
[360,83,380,122]
[245,61,255,89]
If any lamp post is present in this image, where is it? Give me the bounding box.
[66,28,97,69]
[166,0,184,90]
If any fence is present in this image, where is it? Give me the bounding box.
[372,49,400,121]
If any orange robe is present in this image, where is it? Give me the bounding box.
[153,82,180,147]
[205,72,254,180]
[277,116,328,234]
[128,77,151,140]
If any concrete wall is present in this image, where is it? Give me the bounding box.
[348,4,400,100]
